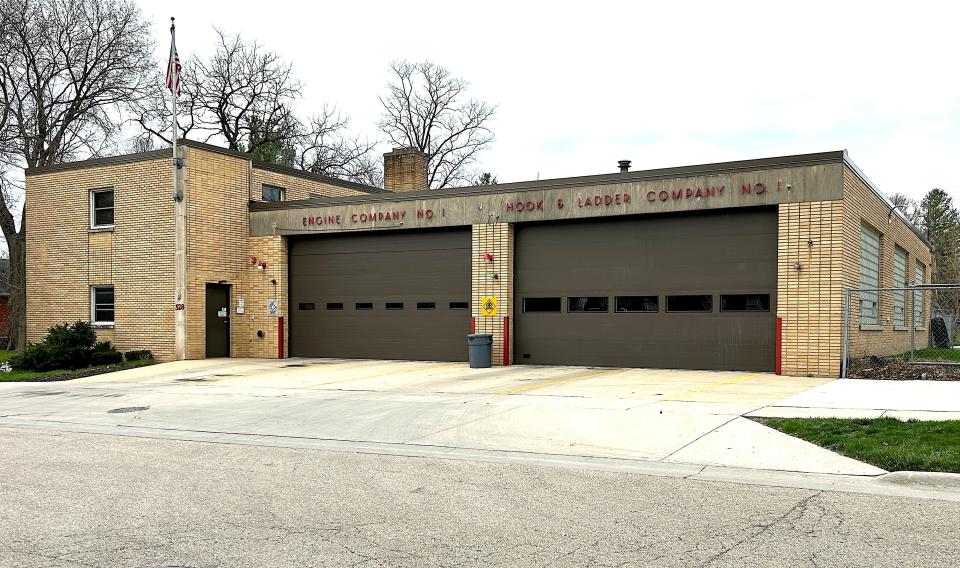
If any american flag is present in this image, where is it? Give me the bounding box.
[166,20,181,96]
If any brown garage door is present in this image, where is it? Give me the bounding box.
[289,228,471,361]
[515,208,777,371]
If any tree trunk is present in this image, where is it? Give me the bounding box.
[5,227,25,351]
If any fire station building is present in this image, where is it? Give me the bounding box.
[25,141,931,377]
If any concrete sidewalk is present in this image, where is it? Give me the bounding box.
[750,379,960,421]
[0,359,884,477]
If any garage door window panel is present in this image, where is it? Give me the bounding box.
[568,297,609,313]
[355,302,373,310]
[667,295,713,312]
[523,297,561,313]
[615,296,658,313]
[720,294,770,312]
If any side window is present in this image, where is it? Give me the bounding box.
[90,188,115,228]
[914,263,926,329]
[90,285,115,324]
[262,185,284,202]
[893,248,907,327]
[859,224,881,326]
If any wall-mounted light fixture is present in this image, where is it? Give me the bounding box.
[889,203,916,224]
[793,262,802,270]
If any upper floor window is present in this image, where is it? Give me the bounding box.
[859,224,881,326]
[262,185,284,202]
[90,188,114,228]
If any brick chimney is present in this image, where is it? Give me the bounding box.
[383,147,429,192]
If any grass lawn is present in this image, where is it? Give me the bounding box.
[760,417,960,473]
[0,350,154,382]
[908,347,960,362]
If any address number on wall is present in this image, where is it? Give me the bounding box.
[174,303,185,311]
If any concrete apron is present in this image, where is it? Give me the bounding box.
[0,359,894,486]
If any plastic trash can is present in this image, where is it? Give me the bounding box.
[467,333,493,369]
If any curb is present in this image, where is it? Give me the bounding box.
[879,471,960,489]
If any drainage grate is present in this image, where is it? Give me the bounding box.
[283,363,307,368]
[107,406,149,414]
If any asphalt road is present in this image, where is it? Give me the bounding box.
[2,428,958,567]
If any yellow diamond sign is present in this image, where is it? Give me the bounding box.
[480,296,498,317]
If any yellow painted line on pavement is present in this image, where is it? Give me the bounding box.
[662,372,761,401]
[495,368,626,395]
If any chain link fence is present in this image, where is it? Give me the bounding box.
[842,285,960,379]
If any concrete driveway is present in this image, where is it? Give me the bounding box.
[0,358,880,475]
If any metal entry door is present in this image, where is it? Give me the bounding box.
[514,208,778,371]
[205,283,230,358]
[289,228,471,361]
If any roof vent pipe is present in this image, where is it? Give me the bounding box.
[618,160,631,173]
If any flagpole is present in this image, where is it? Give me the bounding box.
[170,16,187,361]
[170,17,178,200]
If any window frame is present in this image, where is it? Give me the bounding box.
[89,188,115,230]
[90,285,115,326]
[261,184,285,202]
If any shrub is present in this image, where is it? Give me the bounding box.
[11,342,57,372]
[90,349,123,366]
[11,321,98,371]
[94,341,114,352]
[124,350,153,362]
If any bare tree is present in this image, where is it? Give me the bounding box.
[379,61,496,189]
[134,30,380,185]
[0,0,154,350]
[295,108,382,187]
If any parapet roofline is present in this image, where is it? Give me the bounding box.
[252,150,848,210]
[24,139,384,195]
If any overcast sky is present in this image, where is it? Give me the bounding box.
[137,0,960,202]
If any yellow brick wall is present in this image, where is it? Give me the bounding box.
[777,201,846,377]
[471,223,514,365]
[26,145,369,363]
[25,158,176,360]
[252,167,370,201]
[181,147,249,359]
[383,149,429,192]
[239,236,289,358]
[184,149,365,359]
[841,166,932,359]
